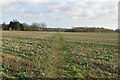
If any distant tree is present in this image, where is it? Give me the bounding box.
[19,24,24,31]
[2,22,9,30]
[38,23,46,28]
[30,23,39,31]
[115,29,120,33]
[42,23,47,28]
[38,23,47,31]
[9,21,14,30]
[22,23,28,31]
[9,20,21,30]
[13,20,20,30]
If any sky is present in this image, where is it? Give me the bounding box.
[0,0,119,30]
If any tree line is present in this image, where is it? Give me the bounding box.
[65,27,116,32]
[1,20,119,32]
[2,20,47,31]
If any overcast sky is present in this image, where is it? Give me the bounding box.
[0,0,119,29]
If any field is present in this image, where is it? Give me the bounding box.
[1,31,119,79]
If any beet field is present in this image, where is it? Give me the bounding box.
[1,31,119,79]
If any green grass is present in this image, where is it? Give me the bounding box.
[1,31,119,79]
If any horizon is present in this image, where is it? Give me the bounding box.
[0,20,117,30]
[0,0,119,30]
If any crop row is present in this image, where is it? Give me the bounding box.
[2,37,54,78]
[61,41,119,78]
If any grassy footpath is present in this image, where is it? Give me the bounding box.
[47,33,65,78]
[46,33,85,79]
